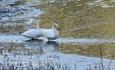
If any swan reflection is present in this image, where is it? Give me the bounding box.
[23,40,59,54]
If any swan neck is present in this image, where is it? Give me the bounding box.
[52,24,57,31]
[52,24,59,37]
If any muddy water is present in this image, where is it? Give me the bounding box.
[0,0,115,70]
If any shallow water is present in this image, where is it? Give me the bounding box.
[0,35,115,70]
[0,39,115,70]
[0,0,115,70]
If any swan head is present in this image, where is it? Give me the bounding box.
[52,23,60,31]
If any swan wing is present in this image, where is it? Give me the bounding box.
[21,29,43,39]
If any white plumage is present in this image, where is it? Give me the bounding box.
[21,23,59,41]
[21,29,43,39]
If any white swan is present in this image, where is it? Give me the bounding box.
[21,23,59,41]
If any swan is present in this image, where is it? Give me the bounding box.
[21,23,60,41]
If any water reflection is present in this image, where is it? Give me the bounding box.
[24,40,59,54]
[0,0,115,69]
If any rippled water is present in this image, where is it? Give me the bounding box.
[0,0,115,70]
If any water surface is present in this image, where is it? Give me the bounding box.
[0,0,115,70]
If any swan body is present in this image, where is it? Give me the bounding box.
[21,23,59,41]
[40,27,59,40]
[21,29,43,39]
